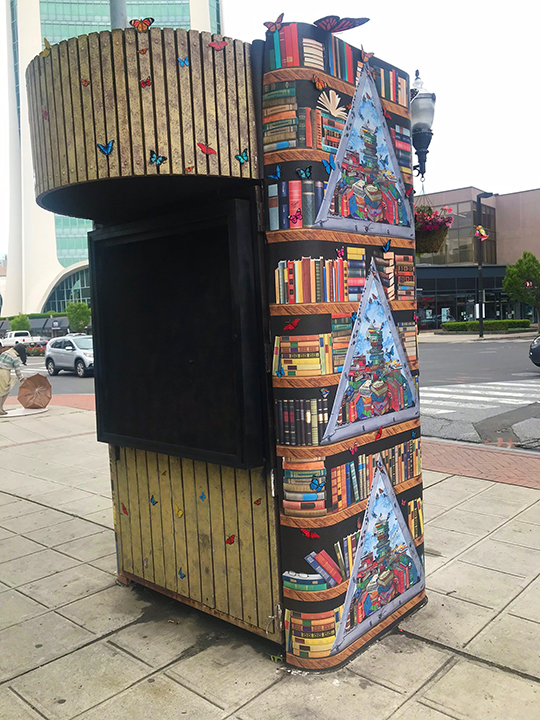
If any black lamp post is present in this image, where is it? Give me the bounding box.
[476,191,494,339]
[410,71,436,181]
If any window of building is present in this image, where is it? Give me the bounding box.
[43,268,91,313]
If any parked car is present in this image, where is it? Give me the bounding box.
[0,331,47,347]
[45,335,94,377]
[530,336,540,367]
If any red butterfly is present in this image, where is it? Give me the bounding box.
[162,471,167,476]
[313,75,327,92]
[140,77,152,88]
[349,442,358,455]
[314,15,370,34]
[81,79,90,87]
[413,313,419,324]
[360,46,374,63]
[226,534,236,545]
[288,207,302,224]
[375,427,383,440]
[41,107,49,120]
[401,499,406,506]
[254,498,262,506]
[209,40,227,51]
[336,246,344,259]
[346,102,352,110]
[300,529,320,539]
[405,186,414,198]
[383,107,392,120]
[264,13,284,33]
[130,18,154,32]
[121,502,129,516]
[283,318,300,331]
[139,48,148,55]
[185,166,194,173]
[197,142,217,155]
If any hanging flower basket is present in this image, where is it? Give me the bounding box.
[414,205,454,255]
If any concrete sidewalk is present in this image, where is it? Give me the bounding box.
[1,408,540,719]
[418,331,538,343]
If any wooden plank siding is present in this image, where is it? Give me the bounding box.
[25,29,261,206]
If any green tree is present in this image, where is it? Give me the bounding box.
[503,251,540,324]
[9,313,31,332]
[66,302,91,333]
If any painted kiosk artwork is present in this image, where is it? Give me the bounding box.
[24,10,425,672]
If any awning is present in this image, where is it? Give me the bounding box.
[29,318,47,332]
[43,316,69,330]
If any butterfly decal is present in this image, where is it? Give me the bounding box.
[283,318,300,331]
[41,107,49,121]
[346,102,352,111]
[310,477,326,492]
[178,569,186,579]
[254,498,262,506]
[413,313,419,324]
[406,186,414,198]
[162,471,167,476]
[276,367,285,377]
[270,654,284,663]
[313,75,327,92]
[322,154,336,175]
[320,388,329,399]
[351,312,357,323]
[288,207,302,224]
[209,40,227,50]
[375,427,383,440]
[235,148,249,165]
[401,499,406,506]
[40,38,51,58]
[173,504,184,518]
[296,166,312,179]
[225,534,236,545]
[411,430,418,439]
[336,246,344,259]
[382,240,391,253]
[360,45,374,63]
[121,502,129,516]
[177,56,189,67]
[149,150,167,172]
[349,442,358,456]
[199,492,206,501]
[150,495,158,506]
[314,15,370,33]
[81,79,90,87]
[140,77,152,88]
[97,140,114,156]
[185,166,194,173]
[139,48,148,55]
[130,18,155,32]
[300,529,320,539]
[197,142,217,155]
[365,92,372,101]
[382,107,392,120]
[268,165,281,180]
[386,346,394,358]
[264,13,284,33]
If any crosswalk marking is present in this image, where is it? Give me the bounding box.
[419,380,540,416]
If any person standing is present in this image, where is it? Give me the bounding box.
[0,343,27,415]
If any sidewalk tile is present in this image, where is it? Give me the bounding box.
[0,536,44,564]
[11,642,150,720]
[347,633,451,695]
[427,560,527,609]
[0,688,42,719]
[19,564,115,607]
[0,508,72,534]
[57,495,112,517]
[467,613,540,678]
[423,486,471,509]
[390,701,460,720]
[30,487,92,507]
[235,670,402,720]
[167,642,281,712]
[0,528,14,541]
[400,591,496,648]
[438,475,493,494]
[423,503,447,523]
[0,500,41,522]
[90,553,117,574]
[84,508,114,529]
[459,537,540,578]
[490,519,540,550]
[0,590,46,630]
[11,479,65,500]
[428,508,504,537]
[424,526,477,560]
[0,549,79,587]
[58,585,152,635]
[76,675,223,720]
[421,659,540,720]
[481,483,540,503]
[77,477,112,496]
[0,612,92,681]
[514,500,540,526]
[422,470,452,487]
[0,492,18,506]
[25,517,103,547]
[54,529,115,562]
[458,493,533,519]
[506,576,540,623]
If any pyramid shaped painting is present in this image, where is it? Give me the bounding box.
[331,457,425,654]
[321,260,419,445]
[314,66,414,240]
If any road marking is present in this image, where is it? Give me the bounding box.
[420,398,497,410]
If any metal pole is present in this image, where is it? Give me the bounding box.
[110,0,128,30]
[477,195,484,339]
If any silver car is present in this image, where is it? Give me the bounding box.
[45,335,94,378]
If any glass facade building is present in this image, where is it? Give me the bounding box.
[43,267,92,312]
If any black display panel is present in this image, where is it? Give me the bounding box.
[89,200,266,469]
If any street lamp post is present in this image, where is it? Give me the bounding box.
[410,71,436,182]
[110,0,128,30]
[476,191,493,339]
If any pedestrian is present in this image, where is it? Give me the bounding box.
[0,343,27,415]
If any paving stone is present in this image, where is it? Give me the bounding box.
[19,564,115,607]
[421,658,540,720]
[429,507,504,537]
[514,500,540,526]
[390,701,460,720]
[0,548,79,587]
[0,590,46,630]
[423,503,447,523]
[491,519,540,550]
[427,560,527,610]
[0,527,14,541]
[12,479,64,500]
[54,529,115,562]
[58,495,112,517]
[506,576,540,623]
[347,633,451,695]
[0,535,43,564]
[30,487,92,507]
[423,486,470,509]
[0,492,18,506]
[235,669,402,720]
[480,483,540,503]
[458,492,533,519]
[423,526,477,561]
[84,508,114,529]
[25,517,103,547]
[58,585,152,635]
[76,674,223,719]
[11,642,150,720]
[437,475,493,495]
[459,537,540,578]
[0,612,93,681]
[0,507,72,534]
[467,613,540,678]
[0,500,41,522]
[421,470,452,487]
[90,553,118,575]
[0,687,42,719]
[400,591,496,649]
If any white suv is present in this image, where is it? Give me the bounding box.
[45,335,94,378]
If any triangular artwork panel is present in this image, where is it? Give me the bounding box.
[314,66,414,239]
[331,457,425,654]
[321,260,419,445]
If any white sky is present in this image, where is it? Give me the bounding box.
[1,0,539,255]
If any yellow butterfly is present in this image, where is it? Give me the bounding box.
[40,38,51,58]
[173,504,184,519]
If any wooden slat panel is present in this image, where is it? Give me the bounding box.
[206,462,228,615]
[236,468,258,626]
[201,33,219,176]
[88,32,108,179]
[146,451,166,588]
[234,39,250,180]
[266,228,416,247]
[249,467,274,633]
[100,31,120,178]
[193,461,214,608]
[169,456,189,597]
[150,28,170,175]
[125,447,143,578]
[176,29,195,173]
[67,37,87,183]
[181,458,202,602]
[111,29,132,177]
[212,36,230,177]
[25,64,42,198]
[138,29,156,175]
[44,49,61,188]
[188,30,207,174]
[78,34,97,182]
[38,56,54,191]
[124,29,145,176]
[135,448,154,583]
[116,448,133,574]
[108,446,121,575]
[244,42,259,179]
[221,465,242,619]
[266,476,282,642]
[58,40,77,184]
[223,37,240,178]
[157,454,177,593]
[162,28,183,174]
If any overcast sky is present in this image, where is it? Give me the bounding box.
[1,1,539,255]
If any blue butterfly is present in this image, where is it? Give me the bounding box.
[268,165,281,180]
[150,495,158,506]
[322,155,336,175]
[97,140,114,156]
[276,366,285,377]
[150,150,167,166]
[382,240,391,252]
[411,430,417,439]
[296,166,312,179]
[351,312,357,323]
[386,347,394,358]
[235,148,248,164]
[178,569,186,579]
[310,477,326,492]
[320,388,329,399]
[199,492,206,501]
[177,56,189,67]
[379,155,388,167]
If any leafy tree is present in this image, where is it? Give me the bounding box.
[66,302,91,333]
[10,313,31,332]
[503,251,540,324]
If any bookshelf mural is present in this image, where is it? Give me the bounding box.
[264,17,425,669]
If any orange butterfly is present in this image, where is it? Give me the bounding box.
[140,77,152,88]
[253,498,262,506]
[185,166,194,173]
[209,40,227,51]
[264,13,284,33]
[81,78,90,87]
[130,18,154,32]
[139,48,148,55]
[226,534,236,545]
[197,142,216,155]
[313,75,327,92]
[360,46,374,63]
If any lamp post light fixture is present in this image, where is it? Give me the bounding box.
[476,191,494,339]
[410,71,436,182]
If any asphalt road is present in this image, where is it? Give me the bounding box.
[8,357,95,396]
